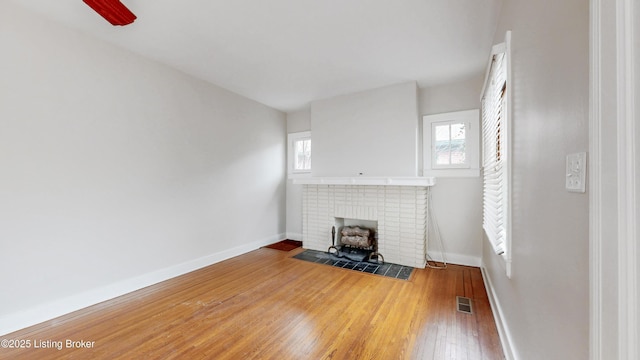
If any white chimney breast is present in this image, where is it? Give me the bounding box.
[302,184,428,268]
[310,81,419,177]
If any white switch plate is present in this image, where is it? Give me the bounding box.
[566,152,587,193]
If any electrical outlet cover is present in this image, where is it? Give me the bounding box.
[566,152,587,193]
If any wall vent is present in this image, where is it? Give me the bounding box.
[456,296,473,314]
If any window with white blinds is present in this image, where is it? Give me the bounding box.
[481,37,510,259]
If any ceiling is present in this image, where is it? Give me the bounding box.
[11,0,503,113]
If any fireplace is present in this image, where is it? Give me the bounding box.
[329,218,383,263]
[302,184,429,268]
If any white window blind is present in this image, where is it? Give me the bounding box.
[482,50,508,256]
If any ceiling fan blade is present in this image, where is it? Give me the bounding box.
[83,0,136,26]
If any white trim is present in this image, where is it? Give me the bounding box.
[591,0,639,357]
[589,0,603,358]
[504,30,513,278]
[616,0,638,357]
[0,233,285,336]
[422,168,480,178]
[427,252,481,268]
[293,176,436,186]
[481,264,518,360]
[288,172,312,179]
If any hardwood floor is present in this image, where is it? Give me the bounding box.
[1,248,504,359]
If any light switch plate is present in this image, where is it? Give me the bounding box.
[566,152,587,193]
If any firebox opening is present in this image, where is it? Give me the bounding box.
[334,218,378,245]
[331,218,383,263]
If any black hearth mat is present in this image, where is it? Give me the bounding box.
[292,250,413,280]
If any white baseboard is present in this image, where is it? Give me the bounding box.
[285,232,303,241]
[0,233,284,336]
[481,262,518,360]
[426,251,481,267]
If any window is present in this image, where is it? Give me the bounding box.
[422,109,480,177]
[294,138,311,171]
[288,131,311,178]
[433,121,468,168]
[481,31,511,276]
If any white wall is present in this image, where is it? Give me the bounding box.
[310,82,418,177]
[285,109,311,240]
[419,76,484,266]
[0,2,286,334]
[418,76,484,115]
[481,0,590,359]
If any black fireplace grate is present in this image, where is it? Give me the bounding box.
[293,250,413,280]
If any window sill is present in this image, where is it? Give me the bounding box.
[288,172,311,180]
[423,169,480,178]
[292,176,436,187]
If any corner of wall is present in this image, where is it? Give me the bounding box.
[480,259,519,360]
[426,252,481,268]
[285,232,303,241]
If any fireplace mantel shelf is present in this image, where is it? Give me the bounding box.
[292,176,435,187]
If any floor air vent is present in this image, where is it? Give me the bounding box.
[456,296,473,314]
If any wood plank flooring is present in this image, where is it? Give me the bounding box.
[0,248,504,359]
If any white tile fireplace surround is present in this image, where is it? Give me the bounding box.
[301,183,431,268]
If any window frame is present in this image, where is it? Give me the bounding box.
[481,31,512,278]
[287,131,312,178]
[422,109,480,178]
